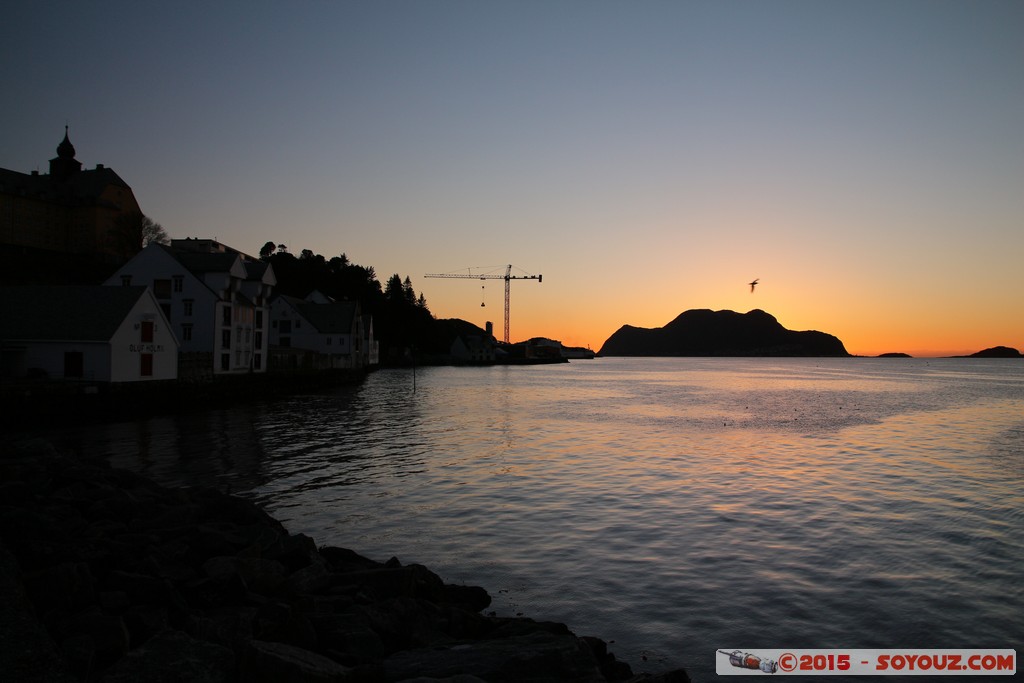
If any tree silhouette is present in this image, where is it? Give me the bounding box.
[111,212,168,259]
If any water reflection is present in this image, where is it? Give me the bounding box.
[39,359,1024,681]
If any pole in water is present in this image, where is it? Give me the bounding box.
[718,650,778,674]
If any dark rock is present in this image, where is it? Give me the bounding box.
[0,544,77,682]
[99,629,235,683]
[384,629,606,682]
[265,532,323,572]
[122,604,170,648]
[966,345,1022,358]
[599,308,850,357]
[203,554,288,594]
[241,639,352,683]
[442,584,491,612]
[23,562,97,614]
[98,590,131,615]
[59,610,131,670]
[2,443,690,682]
[191,606,257,648]
[319,545,382,572]
[283,558,332,596]
[626,670,692,682]
[105,569,173,605]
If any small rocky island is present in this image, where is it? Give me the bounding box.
[0,442,688,682]
[599,309,849,357]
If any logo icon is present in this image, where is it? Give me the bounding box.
[719,649,778,674]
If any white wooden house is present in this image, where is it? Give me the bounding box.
[104,240,275,376]
[0,286,178,382]
[269,294,368,369]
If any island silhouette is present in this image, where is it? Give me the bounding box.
[598,309,850,357]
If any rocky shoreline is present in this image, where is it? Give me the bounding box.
[0,441,689,682]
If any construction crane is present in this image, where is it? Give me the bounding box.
[424,265,542,343]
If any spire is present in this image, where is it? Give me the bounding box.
[49,125,82,179]
[56,125,76,159]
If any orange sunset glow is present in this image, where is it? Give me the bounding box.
[3,2,1021,357]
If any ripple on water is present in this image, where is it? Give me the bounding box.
[47,358,1024,681]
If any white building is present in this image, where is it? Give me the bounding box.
[269,294,370,369]
[0,286,178,382]
[103,240,275,375]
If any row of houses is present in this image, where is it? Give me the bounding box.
[1,238,378,383]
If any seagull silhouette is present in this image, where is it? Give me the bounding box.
[749,278,759,293]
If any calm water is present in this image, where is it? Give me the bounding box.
[48,358,1024,680]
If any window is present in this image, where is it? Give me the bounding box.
[279,320,292,333]
[161,303,171,320]
[254,331,262,348]
[153,279,171,299]
[254,353,262,370]
[236,328,242,343]
[222,330,231,349]
[141,321,154,342]
[221,354,230,371]
[172,275,184,293]
[222,306,231,326]
[64,351,83,378]
[181,324,193,341]
[183,300,193,316]
[326,336,332,345]
[295,320,302,329]
[141,354,153,377]
[121,275,132,287]
[255,310,263,326]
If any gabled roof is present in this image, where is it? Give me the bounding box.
[0,286,150,342]
[163,247,242,275]
[276,295,358,334]
[243,260,277,286]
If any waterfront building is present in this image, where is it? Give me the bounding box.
[450,335,496,364]
[0,128,143,268]
[0,285,178,382]
[103,239,275,376]
[268,294,373,370]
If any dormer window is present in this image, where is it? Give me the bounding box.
[121,275,132,287]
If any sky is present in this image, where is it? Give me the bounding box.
[3,0,1022,356]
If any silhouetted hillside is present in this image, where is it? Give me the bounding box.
[599,309,850,357]
[962,346,1022,358]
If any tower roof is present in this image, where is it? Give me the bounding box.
[56,126,76,159]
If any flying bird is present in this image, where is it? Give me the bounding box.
[749,278,759,293]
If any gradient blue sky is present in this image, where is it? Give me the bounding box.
[4,1,1022,355]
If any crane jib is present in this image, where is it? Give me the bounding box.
[423,265,542,343]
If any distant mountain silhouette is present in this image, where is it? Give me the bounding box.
[598,309,850,357]
[960,346,1023,358]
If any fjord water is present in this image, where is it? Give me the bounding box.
[65,358,1022,679]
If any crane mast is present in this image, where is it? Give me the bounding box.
[424,265,542,343]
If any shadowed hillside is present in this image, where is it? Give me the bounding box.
[599,309,850,357]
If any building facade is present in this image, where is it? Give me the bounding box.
[0,128,143,265]
[104,240,275,376]
[269,294,372,370]
[0,286,178,382]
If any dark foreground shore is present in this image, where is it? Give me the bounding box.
[0,441,689,682]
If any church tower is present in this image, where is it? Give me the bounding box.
[49,126,82,180]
